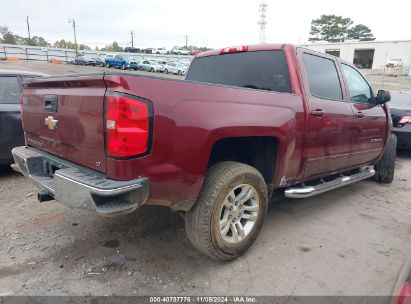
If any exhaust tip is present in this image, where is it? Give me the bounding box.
[37,191,54,203]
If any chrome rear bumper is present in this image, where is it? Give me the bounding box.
[12,146,149,216]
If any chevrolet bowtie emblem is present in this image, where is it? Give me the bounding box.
[45,116,58,130]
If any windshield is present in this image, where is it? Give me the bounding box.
[389,91,411,109]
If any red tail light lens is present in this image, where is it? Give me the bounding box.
[399,116,411,125]
[397,282,411,304]
[105,94,151,157]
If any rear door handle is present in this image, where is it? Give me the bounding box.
[354,111,364,118]
[311,109,326,117]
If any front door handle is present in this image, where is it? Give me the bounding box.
[311,109,326,117]
[354,111,364,118]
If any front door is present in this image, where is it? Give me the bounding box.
[300,52,354,179]
[341,64,388,166]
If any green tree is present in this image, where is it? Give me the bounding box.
[0,26,17,44]
[101,41,123,52]
[30,36,50,47]
[347,24,375,41]
[79,44,91,50]
[309,15,353,42]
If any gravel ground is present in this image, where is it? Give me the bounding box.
[0,60,410,296]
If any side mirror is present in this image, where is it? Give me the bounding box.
[376,90,391,104]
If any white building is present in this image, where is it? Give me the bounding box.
[302,40,411,76]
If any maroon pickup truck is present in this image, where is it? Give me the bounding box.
[12,44,396,260]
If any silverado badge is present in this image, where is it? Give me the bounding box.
[45,116,58,130]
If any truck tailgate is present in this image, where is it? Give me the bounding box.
[22,75,107,173]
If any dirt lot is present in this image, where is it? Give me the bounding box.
[0,60,411,296]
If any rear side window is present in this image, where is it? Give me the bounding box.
[186,50,291,93]
[303,53,343,100]
[0,76,21,104]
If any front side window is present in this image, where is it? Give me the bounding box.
[0,76,21,104]
[342,64,372,103]
[303,53,343,101]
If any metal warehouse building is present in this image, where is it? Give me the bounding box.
[302,40,411,76]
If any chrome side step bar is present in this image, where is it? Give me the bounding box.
[284,167,375,199]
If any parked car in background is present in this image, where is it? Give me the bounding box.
[172,48,190,55]
[153,48,169,54]
[74,55,97,66]
[164,61,187,75]
[12,44,395,260]
[142,48,154,54]
[386,58,403,67]
[191,49,200,56]
[124,47,141,53]
[388,91,411,149]
[139,60,165,72]
[105,55,139,70]
[0,70,46,165]
[92,56,104,67]
[104,54,115,61]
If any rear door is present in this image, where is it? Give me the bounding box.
[299,51,354,178]
[21,75,107,173]
[341,64,388,166]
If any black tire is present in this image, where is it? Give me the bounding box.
[185,161,268,260]
[121,63,126,70]
[150,67,154,72]
[100,63,104,67]
[374,134,397,183]
[178,70,182,76]
[106,63,110,68]
[164,69,168,74]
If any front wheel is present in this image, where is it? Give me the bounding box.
[374,134,397,183]
[185,161,268,260]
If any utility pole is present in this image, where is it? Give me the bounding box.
[68,18,78,55]
[26,16,31,45]
[258,0,268,44]
[130,30,134,47]
[183,35,188,49]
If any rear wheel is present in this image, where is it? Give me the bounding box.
[150,67,154,72]
[374,134,397,183]
[185,161,268,260]
[121,63,126,70]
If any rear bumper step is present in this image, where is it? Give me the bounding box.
[284,167,375,199]
[11,146,149,216]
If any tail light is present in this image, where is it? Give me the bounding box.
[105,93,151,158]
[398,116,411,125]
[397,282,411,304]
[220,46,248,55]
